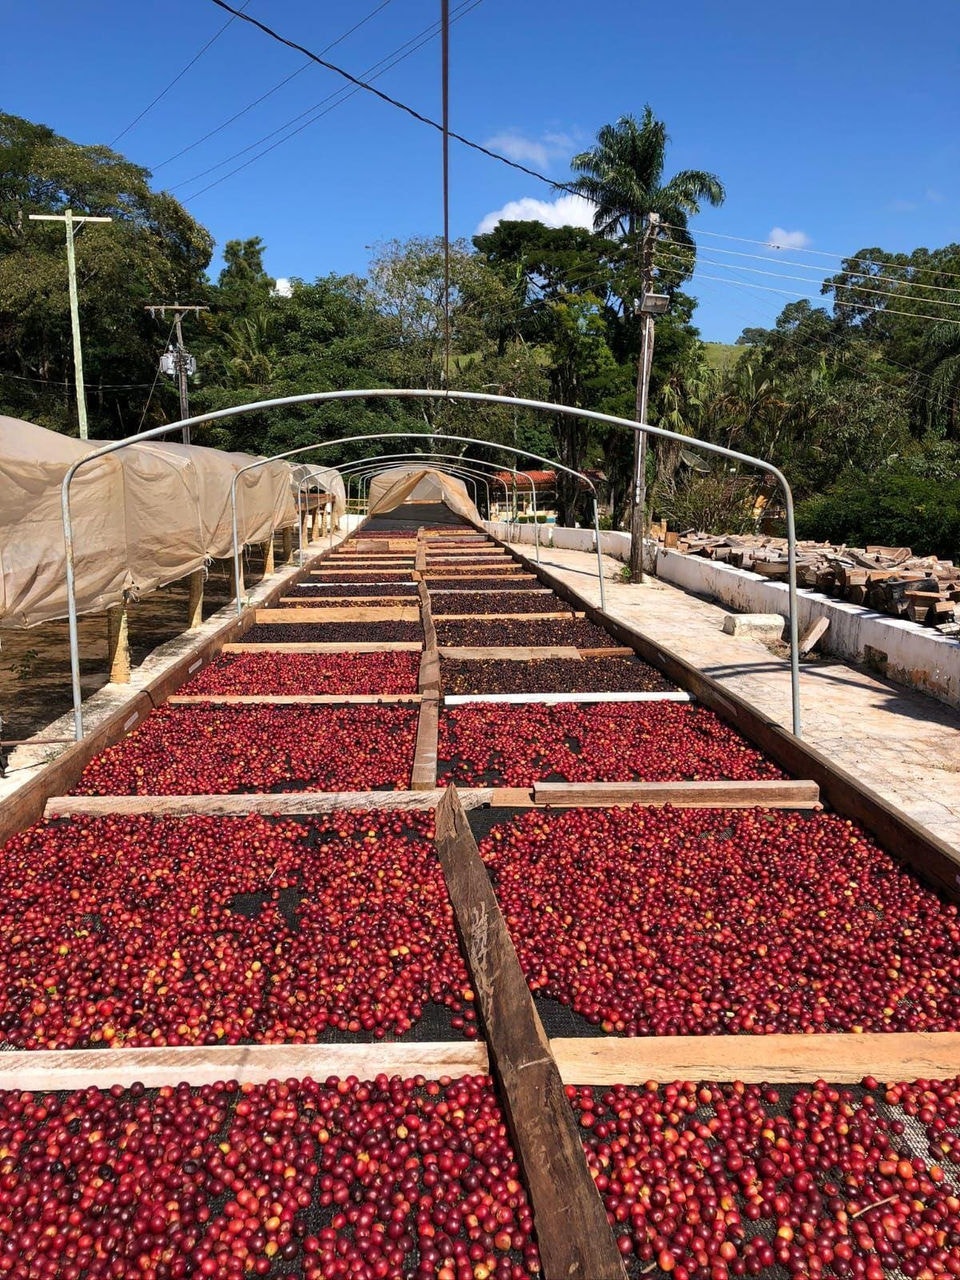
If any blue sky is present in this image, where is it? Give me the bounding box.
[3,0,958,342]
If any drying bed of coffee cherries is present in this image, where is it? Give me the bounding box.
[294,583,418,597]
[479,806,960,1035]
[435,618,619,649]
[307,571,414,583]
[72,704,418,795]
[0,812,477,1048]
[438,703,782,788]
[0,1073,540,1279]
[441,657,677,695]
[178,652,421,697]
[570,1076,960,1278]
[430,593,572,616]
[243,621,424,644]
[425,578,543,591]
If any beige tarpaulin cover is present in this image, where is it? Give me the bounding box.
[290,464,347,523]
[0,417,297,629]
[367,467,480,523]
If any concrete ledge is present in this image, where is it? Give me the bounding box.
[657,547,960,710]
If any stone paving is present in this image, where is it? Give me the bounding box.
[512,544,960,853]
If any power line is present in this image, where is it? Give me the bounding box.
[659,221,960,285]
[179,1,484,202]
[0,369,154,390]
[111,1,253,147]
[441,0,452,388]
[206,0,573,190]
[151,0,394,172]
[666,240,960,297]
[656,248,960,327]
[172,5,474,192]
[658,249,960,311]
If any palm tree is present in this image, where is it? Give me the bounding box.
[572,108,724,578]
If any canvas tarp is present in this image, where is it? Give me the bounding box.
[290,464,347,523]
[366,467,480,523]
[0,417,298,629]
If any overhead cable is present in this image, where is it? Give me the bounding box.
[179,0,484,200]
[111,1,253,146]
[206,0,575,190]
[152,0,394,171]
[659,221,960,285]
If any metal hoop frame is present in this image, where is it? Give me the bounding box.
[59,388,799,738]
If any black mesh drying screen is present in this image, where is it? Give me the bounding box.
[365,504,473,530]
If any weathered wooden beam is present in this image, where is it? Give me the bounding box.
[552,1031,960,1087]
[187,568,205,631]
[44,788,498,819]
[0,1042,490,1093]
[411,697,440,791]
[106,604,131,684]
[434,787,627,1280]
[532,779,821,808]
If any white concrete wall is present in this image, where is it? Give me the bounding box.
[655,548,960,708]
[484,520,960,710]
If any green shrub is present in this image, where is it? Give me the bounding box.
[795,467,960,559]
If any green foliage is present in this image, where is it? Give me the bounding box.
[0,111,211,436]
[796,464,960,559]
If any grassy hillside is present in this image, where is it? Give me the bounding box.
[702,341,743,372]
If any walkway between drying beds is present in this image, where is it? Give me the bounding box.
[508,543,960,854]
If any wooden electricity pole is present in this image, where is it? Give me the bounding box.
[628,211,661,583]
[28,210,113,440]
[145,304,208,444]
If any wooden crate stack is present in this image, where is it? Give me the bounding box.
[661,531,960,634]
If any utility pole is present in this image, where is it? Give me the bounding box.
[629,211,668,583]
[146,303,208,444]
[29,209,112,440]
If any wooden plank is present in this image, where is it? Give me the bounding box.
[0,1041,489,1093]
[551,1031,960,1087]
[578,646,636,658]
[254,606,420,624]
[799,616,830,655]
[168,694,422,706]
[223,642,423,654]
[506,547,960,905]
[410,696,440,791]
[434,787,627,1280]
[44,788,497,819]
[531,779,821,808]
[438,646,582,660]
[444,691,693,706]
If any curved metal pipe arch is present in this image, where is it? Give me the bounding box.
[59,389,798,738]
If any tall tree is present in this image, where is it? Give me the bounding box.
[572,107,724,578]
[0,112,212,436]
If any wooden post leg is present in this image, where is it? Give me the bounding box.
[299,509,310,551]
[263,535,275,576]
[282,527,294,564]
[106,604,131,684]
[187,569,205,631]
[310,507,321,543]
[232,556,245,601]
[325,502,333,538]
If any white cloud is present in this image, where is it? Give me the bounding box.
[272,277,293,297]
[485,132,551,169]
[766,227,812,250]
[476,193,596,236]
